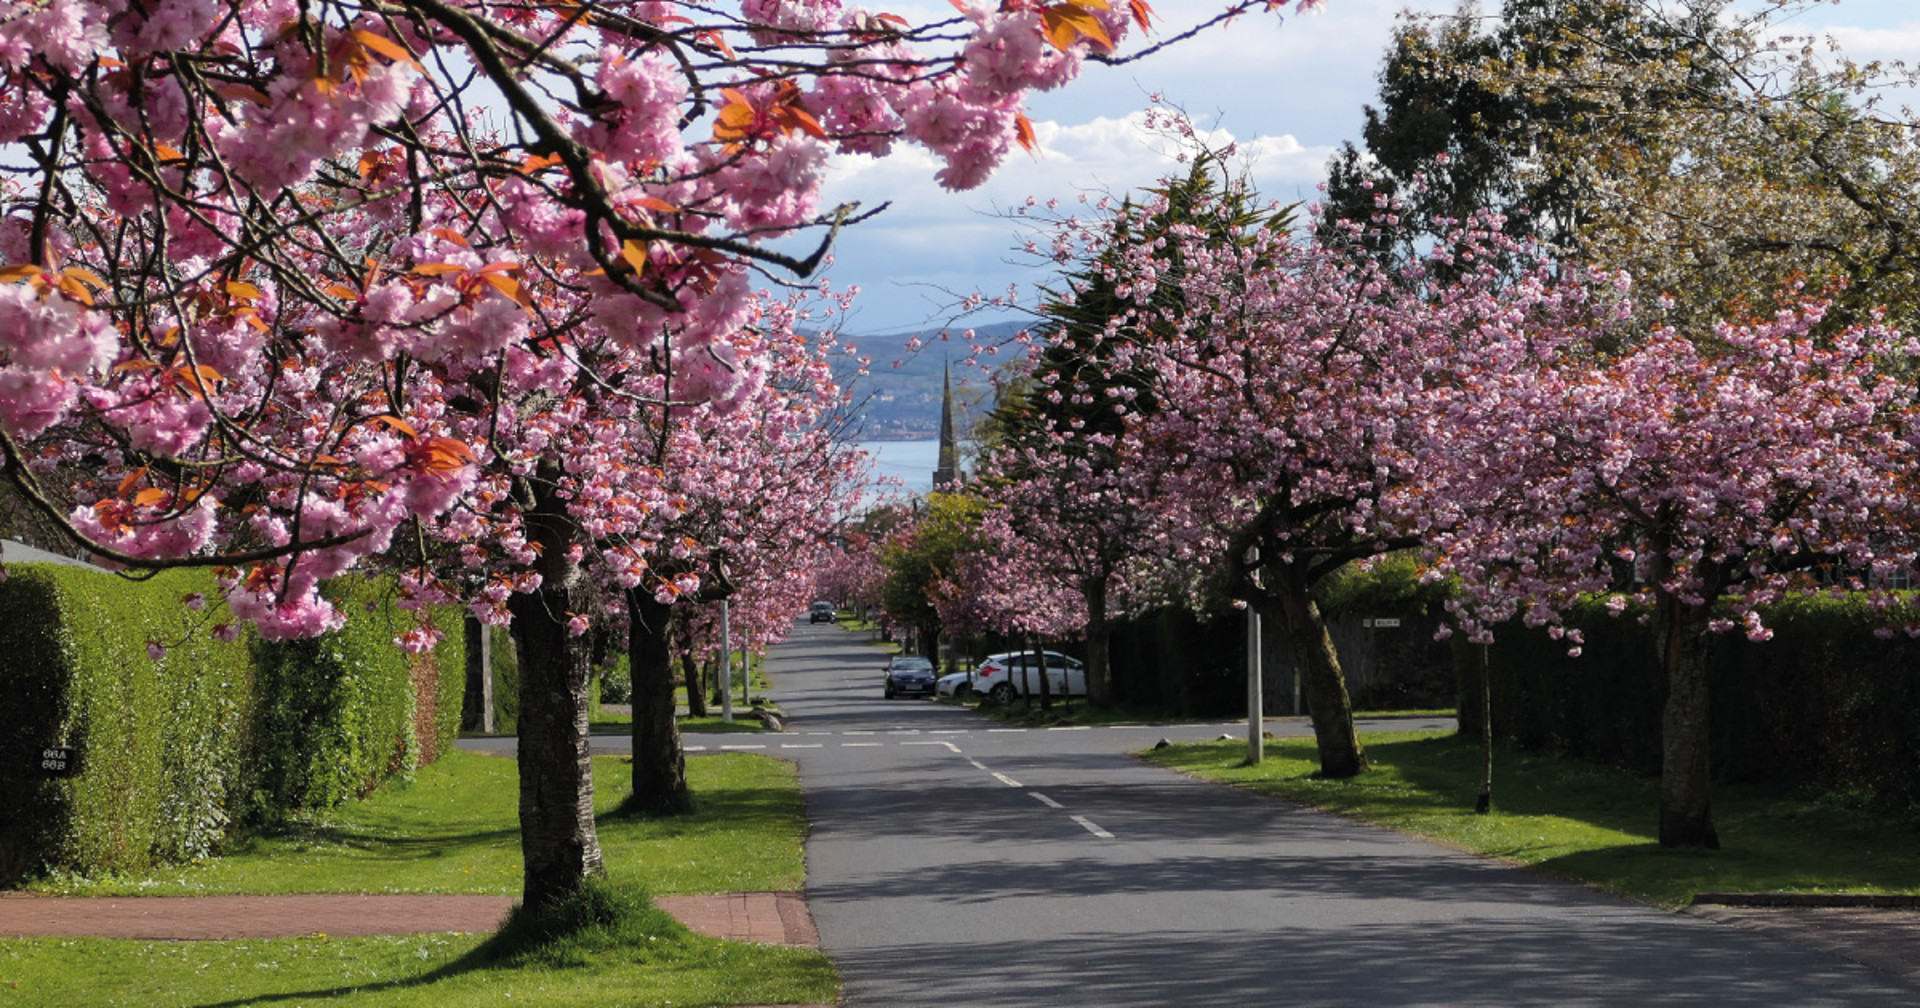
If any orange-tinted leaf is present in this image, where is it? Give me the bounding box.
[54,276,94,306]
[63,266,107,290]
[480,271,532,310]
[0,264,40,283]
[326,283,361,300]
[418,436,477,473]
[620,239,650,277]
[370,414,419,438]
[1014,112,1037,153]
[431,228,472,248]
[114,358,162,372]
[1040,3,1113,52]
[776,103,828,140]
[210,81,272,106]
[224,280,263,301]
[350,28,422,68]
[116,466,149,496]
[520,152,564,174]
[132,487,169,508]
[411,262,466,277]
[1127,0,1153,31]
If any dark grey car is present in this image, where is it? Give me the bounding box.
[883,655,936,699]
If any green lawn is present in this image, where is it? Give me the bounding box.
[3,750,836,1008]
[1144,730,1920,908]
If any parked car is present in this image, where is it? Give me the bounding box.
[809,601,836,623]
[936,670,972,698]
[884,655,937,699]
[969,651,1086,703]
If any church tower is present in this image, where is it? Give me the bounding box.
[933,362,959,490]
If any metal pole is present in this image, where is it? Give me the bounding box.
[1247,602,1264,765]
[719,599,734,724]
[740,630,751,707]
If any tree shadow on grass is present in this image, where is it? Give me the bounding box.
[183,879,725,1008]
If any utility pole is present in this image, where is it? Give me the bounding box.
[719,598,734,724]
[1246,547,1264,765]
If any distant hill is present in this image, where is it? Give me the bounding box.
[829,321,1031,440]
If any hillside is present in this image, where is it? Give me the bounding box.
[830,321,1030,440]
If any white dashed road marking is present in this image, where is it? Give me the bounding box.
[1071,815,1115,839]
[991,772,1023,788]
[1030,792,1064,809]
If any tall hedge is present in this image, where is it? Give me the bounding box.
[1482,594,1920,815]
[0,564,464,883]
[0,566,257,879]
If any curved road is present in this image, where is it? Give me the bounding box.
[758,620,1912,1007]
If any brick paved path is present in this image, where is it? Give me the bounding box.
[0,890,818,946]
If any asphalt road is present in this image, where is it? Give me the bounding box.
[764,620,1915,1008]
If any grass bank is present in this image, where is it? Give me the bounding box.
[3,750,836,1008]
[1143,730,1920,907]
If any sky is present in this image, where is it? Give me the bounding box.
[806,0,1920,337]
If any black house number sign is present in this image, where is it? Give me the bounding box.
[39,747,78,777]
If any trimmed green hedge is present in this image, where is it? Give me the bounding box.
[0,564,464,883]
[1483,594,1920,815]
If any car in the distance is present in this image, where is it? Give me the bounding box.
[884,655,937,699]
[969,651,1086,703]
[808,601,836,623]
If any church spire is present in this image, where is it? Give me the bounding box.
[934,362,959,490]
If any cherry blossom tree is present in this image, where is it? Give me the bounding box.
[1042,157,1616,776]
[1429,297,1920,848]
[0,0,1332,911]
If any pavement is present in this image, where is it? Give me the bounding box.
[0,889,819,947]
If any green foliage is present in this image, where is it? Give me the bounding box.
[878,491,986,644]
[0,565,464,883]
[1315,551,1451,617]
[0,566,258,879]
[252,576,439,810]
[596,652,632,705]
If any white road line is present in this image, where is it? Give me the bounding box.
[720,744,766,751]
[685,746,709,752]
[844,742,882,748]
[844,730,876,736]
[987,728,1028,733]
[991,772,1024,788]
[902,741,963,753]
[780,744,824,749]
[1049,726,1092,731]
[967,758,989,770]
[886,730,922,735]
[1070,815,1114,839]
[1030,792,1064,809]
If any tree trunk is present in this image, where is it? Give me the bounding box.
[1652,594,1719,849]
[1475,643,1492,815]
[507,469,604,913]
[627,589,692,814]
[1272,571,1365,779]
[681,644,707,719]
[1084,576,1114,708]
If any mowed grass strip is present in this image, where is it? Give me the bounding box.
[3,750,833,1007]
[32,749,805,897]
[1143,730,1920,907]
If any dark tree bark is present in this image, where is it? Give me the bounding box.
[681,642,707,719]
[1652,592,1719,849]
[627,589,691,813]
[507,468,604,914]
[1271,567,1366,779]
[1474,643,1493,815]
[1083,575,1114,708]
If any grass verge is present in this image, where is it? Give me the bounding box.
[5,750,835,1006]
[32,749,805,897]
[1143,730,1920,908]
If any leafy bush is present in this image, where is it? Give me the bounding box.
[0,564,465,883]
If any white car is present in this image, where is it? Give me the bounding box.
[970,651,1086,702]
[935,670,972,698]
